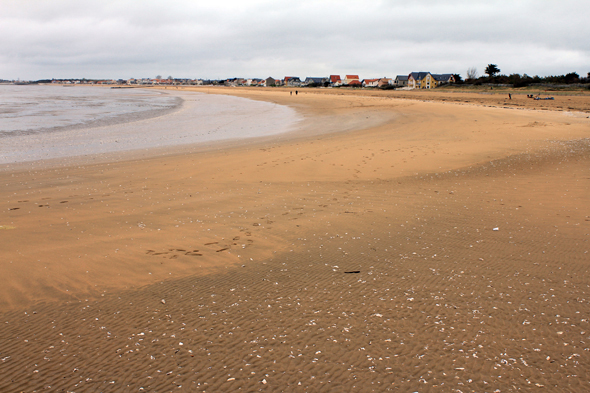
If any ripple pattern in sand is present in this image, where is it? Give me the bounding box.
[1,144,590,392]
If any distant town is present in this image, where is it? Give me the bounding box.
[2,67,589,89]
[0,73,457,89]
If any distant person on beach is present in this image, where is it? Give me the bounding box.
[290,91,292,96]
[295,90,298,95]
[509,93,511,99]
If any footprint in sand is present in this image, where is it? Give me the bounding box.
[147,248,203,258]
[204,241,230,252]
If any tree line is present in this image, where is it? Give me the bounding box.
[456,64,589,87]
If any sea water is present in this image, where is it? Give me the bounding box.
[0,85,300,164]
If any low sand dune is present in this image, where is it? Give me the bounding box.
[0,87,589,391]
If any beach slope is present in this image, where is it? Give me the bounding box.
[0,87,589,391]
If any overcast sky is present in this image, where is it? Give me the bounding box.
[1,0,589,80]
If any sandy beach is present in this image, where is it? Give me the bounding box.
[1,86,589,391]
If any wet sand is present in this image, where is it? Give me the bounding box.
[0,87,299,165]
[0,87,589,391]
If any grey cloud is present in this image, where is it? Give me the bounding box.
[1,0,588,80]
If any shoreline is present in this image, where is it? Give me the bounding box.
[0,87,589,391]
[0,87,301,169]
[0,85,183,139]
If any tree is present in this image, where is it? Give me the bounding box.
[452,74,463,83]
[564,72,579,83]
[466,67,478,81]
[508,73,532,88]
[485,64,500,77]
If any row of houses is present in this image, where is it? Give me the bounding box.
[50,78,180,85]
[221,73,454,89]
[50,78,197,85]
[240,75,389,88]
[406,72,456,89]
[221,72,456,89]
[45,72,457,89]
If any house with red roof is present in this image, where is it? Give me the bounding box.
[343,75,360,85]
[362,78,380,88]
[378,78,393,88]
[329,75,342,86]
